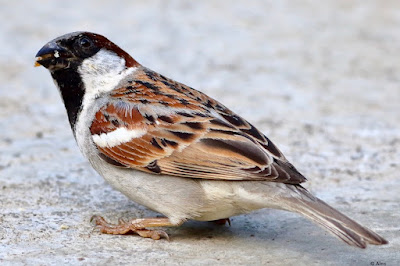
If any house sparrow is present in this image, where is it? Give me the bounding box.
[35,31,387,248]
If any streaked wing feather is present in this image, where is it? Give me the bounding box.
[89,67,306,184]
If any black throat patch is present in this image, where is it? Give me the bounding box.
[51,68,85,131]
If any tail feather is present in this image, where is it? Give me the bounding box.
[284,186,388,248]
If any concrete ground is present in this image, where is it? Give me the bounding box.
[0,0,399,265]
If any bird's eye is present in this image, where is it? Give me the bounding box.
[79,37,92,48]
[73,35,100,58]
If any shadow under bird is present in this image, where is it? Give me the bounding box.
[35,31,388,248]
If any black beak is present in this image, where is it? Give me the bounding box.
[35,41,70,69]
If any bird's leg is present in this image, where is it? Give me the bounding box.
[91,215,181,240]
[211,218,231,226]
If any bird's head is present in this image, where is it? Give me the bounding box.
[35,31,138,71]
[35,32,139,128]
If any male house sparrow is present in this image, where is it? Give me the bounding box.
[35,32,387,248]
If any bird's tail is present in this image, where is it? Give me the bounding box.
[281,185,388,248]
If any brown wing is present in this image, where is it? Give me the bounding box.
[89,67,306,184]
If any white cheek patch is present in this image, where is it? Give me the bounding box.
[92,127,147,148]
[78,49,136,96]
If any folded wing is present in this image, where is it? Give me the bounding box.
[89,69,306,184]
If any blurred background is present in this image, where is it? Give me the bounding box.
[0,0,399,264]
